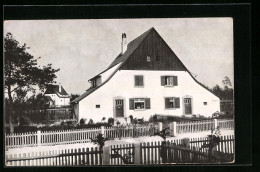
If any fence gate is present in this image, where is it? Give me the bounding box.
[109,144,135,165]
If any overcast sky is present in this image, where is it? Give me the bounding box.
[4,18,233,95]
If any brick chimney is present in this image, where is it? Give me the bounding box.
[121,33,127,54]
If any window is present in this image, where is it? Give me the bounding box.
[184,99,190,104]
[147,56,151,62]
[134,75,144,87]
[203,102,207,105]
[134,99,145,110]
[161,76,178,86]
[165,97,180,109]
[156,56,160,61]
[129,98,150,110]
[96,105,100,108]
[92,80,96,87]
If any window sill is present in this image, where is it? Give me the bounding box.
[164,85,174,87]
[134,86,144,88]
[165,108,178,110]
[134,109,146,111]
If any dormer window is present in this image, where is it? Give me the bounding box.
[92,80,96,87]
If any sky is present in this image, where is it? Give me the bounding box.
[4,18,233,95]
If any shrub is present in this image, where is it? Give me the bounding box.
[88,119,94,125]
[116,121,121,126]
[19,116,31,126]
[79,118,85,125]
[108,118,114,125]
[129,115,133,123]
[133,118,138,125]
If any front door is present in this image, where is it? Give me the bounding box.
[115,99,124,117]
[184,98,192,114]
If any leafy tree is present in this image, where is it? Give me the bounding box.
[26,93,50,110]
[211,84,223,99]
[70,94,80,102]
[4,33,60,132]
[211,84,233,100]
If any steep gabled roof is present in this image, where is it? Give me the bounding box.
[44,85,69,96]
[72,27,219,103]
[88,28,154,81]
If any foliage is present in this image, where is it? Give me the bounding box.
[4,33,60,129]
[88,119,94,125]
[108,118,114,125]
[70,94,80,102]
[129,115,133,123]
[19,116,31,126]
[79,118,85,125]
[210,85,233,100]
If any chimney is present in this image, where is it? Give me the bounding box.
[121,33,127,54]
[59,84,61,93]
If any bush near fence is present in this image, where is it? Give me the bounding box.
[6,135,234,166]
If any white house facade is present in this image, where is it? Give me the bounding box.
[44,85,70,107]
[72,28,220,123]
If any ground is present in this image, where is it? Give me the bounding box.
[6,129,234,155]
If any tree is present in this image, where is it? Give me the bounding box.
[70,94,80,102]
[211,84,223,99]
[4,33,60,132]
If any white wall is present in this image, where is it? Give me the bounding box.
[45,93,70,107]
[78,70,220,123]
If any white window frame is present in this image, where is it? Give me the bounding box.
[165,76,174,86]
[134,98,145,110]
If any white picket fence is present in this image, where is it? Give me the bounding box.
[176,120,214,134]
[5,135,235,166]
[5,128,101,149]
[5,119,234,149]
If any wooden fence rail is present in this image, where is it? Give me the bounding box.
[6,147,102,166]
[5,119,234,149]
[6,135,234,166]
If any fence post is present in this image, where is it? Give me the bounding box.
[172,122,177,136]
[134,143,141,164]
[102,145,110,165]
[101,126,105,135]
[158,122,163,131]
[213,119,218,129]
[37,130,41,147]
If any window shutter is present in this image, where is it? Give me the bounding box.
[135,76,139,86]
[161,76,165,86]
[165,98,170,108]
[175,97,180,108]
[145,98,150,109]
[173,76,178,86]
[129,98,134,110]
[140,76,144,86]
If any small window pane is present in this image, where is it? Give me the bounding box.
[96,105,100,108]
[204,102,207,105]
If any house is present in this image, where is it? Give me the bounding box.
[44,85,70,107]
[71,27,220,123]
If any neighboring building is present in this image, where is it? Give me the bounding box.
[44,85,70,107]
[71,27,220,123]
